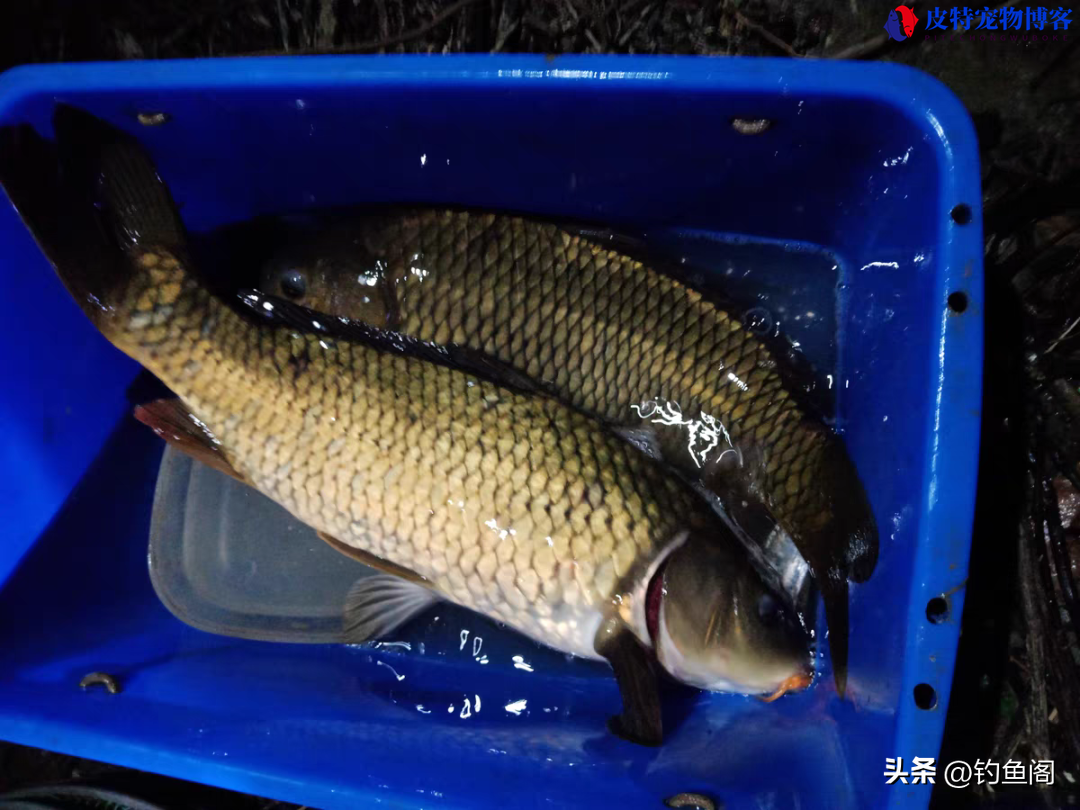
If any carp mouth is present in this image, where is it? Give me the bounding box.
[759,671,813,702]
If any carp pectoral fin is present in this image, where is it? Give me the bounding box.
[343,574,439,643]
[595,621,663,747]
[133,398,250,486]
[316,531,429,586]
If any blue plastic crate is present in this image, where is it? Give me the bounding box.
[0,56,982,809]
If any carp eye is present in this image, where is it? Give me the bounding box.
[757,593,781,624]
[279,269,307,300]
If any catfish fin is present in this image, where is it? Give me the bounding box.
[238,289,548,397]
[133,398,248,485]
[316,531,429,585]
[343,574,440,643]
[595,618,663,747]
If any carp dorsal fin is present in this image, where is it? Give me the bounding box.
[316,531,429,586]
[133,398,250,486]
[594,617,663,747]
[566,224,651,261]
[237,288,548,397]
[343,574,440,644]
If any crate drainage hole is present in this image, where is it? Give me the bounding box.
[951,203,973,225]
[948,292,968,313]
[914,683,937,710]
[926,595,950,624]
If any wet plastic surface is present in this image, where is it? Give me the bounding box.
[0,56,982,809]
[149,447,367,644]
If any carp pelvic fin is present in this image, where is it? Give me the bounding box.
[343,574,440,644]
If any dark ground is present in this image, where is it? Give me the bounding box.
[0,1,1079,808]
[0,741,303,809]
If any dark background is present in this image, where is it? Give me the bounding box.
[0,1,1079,808]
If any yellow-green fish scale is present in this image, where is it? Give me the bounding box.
[343,210,831,540]
[112,248,709,658]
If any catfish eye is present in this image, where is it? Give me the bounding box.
[279,269,307,300]
[757,593,781,624]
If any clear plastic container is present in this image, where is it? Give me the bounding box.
[148,445,377,643]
